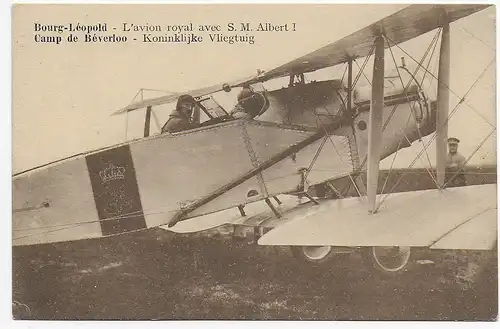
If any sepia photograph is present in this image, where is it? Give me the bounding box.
[11,2,498,321]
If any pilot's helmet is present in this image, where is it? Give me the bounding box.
[176,94,196,113]
[177,94,196,107]
[237,86,254,102]
[447,137,460,145]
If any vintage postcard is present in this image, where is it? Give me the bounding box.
[11,3,497,321]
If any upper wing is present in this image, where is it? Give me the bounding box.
[112,74,258,115]
[114,4,489,115]
[242,4,490,85]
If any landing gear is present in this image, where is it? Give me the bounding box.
[291,245,411,274]
[362,246,412,276]
[290,246,352,266]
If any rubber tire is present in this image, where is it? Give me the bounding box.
[290,245,351,267]
[361,246,412,277]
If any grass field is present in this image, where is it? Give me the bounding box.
[12,228,497,320]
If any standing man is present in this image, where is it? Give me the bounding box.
[445,137,467,186]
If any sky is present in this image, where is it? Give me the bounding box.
[12,4,496,173]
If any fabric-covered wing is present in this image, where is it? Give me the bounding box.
[113,4,488,115]
[161,194,299,234]
[257,184,497,250]
[239,4,490,85]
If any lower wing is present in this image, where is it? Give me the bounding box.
[257,184,497,250]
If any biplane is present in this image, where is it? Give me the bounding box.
[13,4,497,275]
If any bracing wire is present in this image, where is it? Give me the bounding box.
[377,109,418,200]
[141,88,178,94]
[442,128,496,189]
[459,27,495,51]
[375,127,442,212]
[377,58,495,209]
[386,34,496,129]
[340,65,348,85]
[17,24,496,241]
[335,51,375,117]
[365,28,492,191]
[420,28,442,87]
[354,31,439,176]
[124,89,143,141]
[352,45,376,89]
[13,207,178,238]
[301,69,369,198]
[309,107,366,200]
[385,30,441,173]
[412,58,494,155]
[150,109,162,132]
[353,60,372,87]
[304,136,329,181]
[352,28,493,206]
[382,30,440,132]
[370,30,438,202]
[376,30,440,206]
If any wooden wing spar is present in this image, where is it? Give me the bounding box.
[113,4,490,115]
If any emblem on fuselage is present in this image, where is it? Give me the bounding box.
[98,163,132,216]
[99,163,126,183]
[86,144,147,235]
[103,184,133,216]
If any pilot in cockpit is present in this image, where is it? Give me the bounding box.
[161,94,200,134]
[230,85,268,120]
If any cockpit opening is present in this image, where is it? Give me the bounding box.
[140,86,271,138]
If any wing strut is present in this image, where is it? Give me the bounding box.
[436,20,451,187]
[144,106,152,137]
[367,35,385,213]
[347,58,353,113]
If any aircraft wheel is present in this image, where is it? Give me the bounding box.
[362,246,412,276]
[290,245,350,265]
